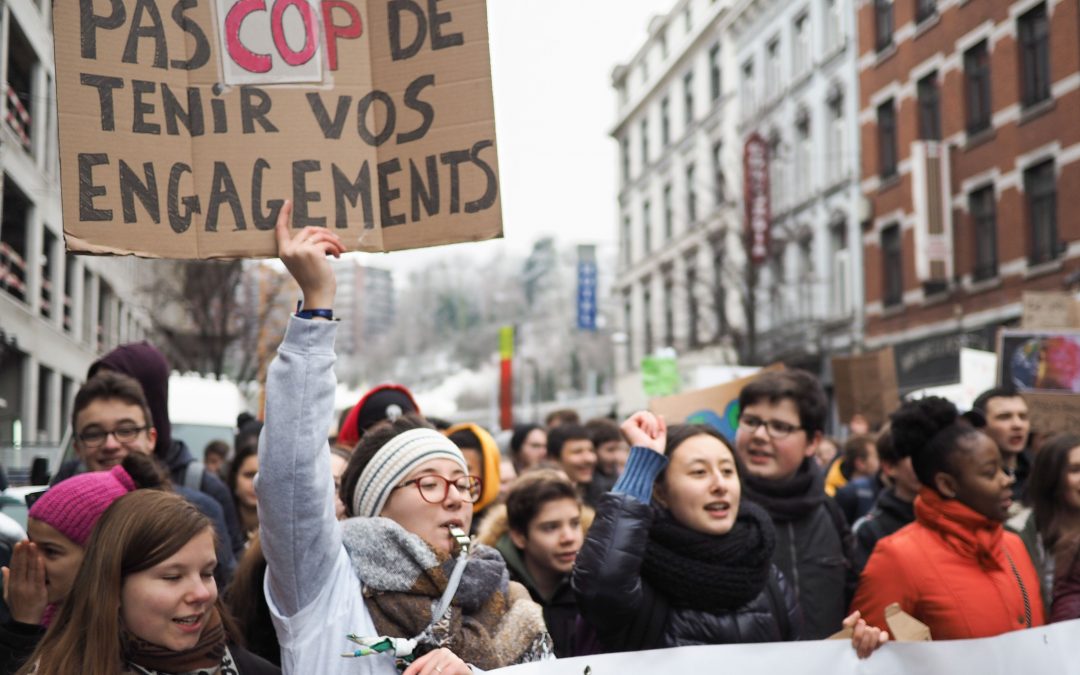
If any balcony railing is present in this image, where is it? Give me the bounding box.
[4,85,32,152]
[0,242,27,303]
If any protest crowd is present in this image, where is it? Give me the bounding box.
[0,208,1074,673]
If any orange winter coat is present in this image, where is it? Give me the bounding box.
[851,488,1044,640]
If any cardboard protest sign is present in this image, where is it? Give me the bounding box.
[650,366,778,442]
[54,0,502,258]
[1022,291,1080,330]
[831,348,900,429]
[997,329,1080,435]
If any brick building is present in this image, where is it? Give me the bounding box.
[858,0,1080,394]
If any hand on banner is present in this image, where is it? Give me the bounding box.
[621,411,667,455]
[2,541,48,625]
[275,200,344,310]
[401,648,471,675]
[843,610,888,659]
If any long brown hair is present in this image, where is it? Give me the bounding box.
[19,490,238,675]
[1030,433,1080,551]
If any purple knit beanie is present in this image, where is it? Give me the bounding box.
[29,466,137,546]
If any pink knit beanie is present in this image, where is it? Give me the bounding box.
[29,466,137,547]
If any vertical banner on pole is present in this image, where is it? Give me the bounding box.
[577,245,598,331]
[499,326,514,430]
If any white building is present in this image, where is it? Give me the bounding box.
[726,0,866,375]
[0,0,152,448]
[611,0,743,412]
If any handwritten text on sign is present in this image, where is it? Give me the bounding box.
[56,0,502,258]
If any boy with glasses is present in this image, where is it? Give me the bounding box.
[734,370,856,639]
[64,371,236,584]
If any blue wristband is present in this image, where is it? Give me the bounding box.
[295,308,334,320]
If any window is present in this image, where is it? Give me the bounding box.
[683,71,695,125]
[712,140,726,204]
[828,91,846,181]
[1025,160,1058,265]
[797,237,814,316]
[40,229,56,319]
[916,0,937,24]
[620,136,630,183]
[623,293,634,369]
[663,183,674,240]
[661,97,671,146]
[659,29,668,59]
[765,38,781,99]
[686,164,698,223]
[824,0,843,51]
[964,41,992,134]
[684,4,692,33]
[829,218,850,316]
[741,60,755,114]
[709,43,721,101]
[874,0,893,52]
[917,72,941,140]
[711,241,728,338]
[643,285,654,355]
[640,119,650,166]
[877,99,897,178]
[768,249,785,324]
[63,255,76,333]
[793,14,810,78]
[768,132,784,210]
[881,224,903,307]
[1018,3,1051,107]
[663,277,675,347]
[968,185,997,281]
[795,111,811,200]
[622,215,632,266]
[686,264,700,348]
[642,200,653,254]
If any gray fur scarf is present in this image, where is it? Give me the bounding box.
[341,517,553,669]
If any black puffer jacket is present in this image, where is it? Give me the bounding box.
[573,492,800,652]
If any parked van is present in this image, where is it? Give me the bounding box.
[168,374,248,459]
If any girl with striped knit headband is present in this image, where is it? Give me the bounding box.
[257,202,551,675]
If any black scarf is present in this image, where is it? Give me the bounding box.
[641,500,776,612]
[741,458,825,522]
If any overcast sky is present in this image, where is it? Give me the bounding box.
[351,0,676,277]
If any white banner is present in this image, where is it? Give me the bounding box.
[493,620,1080,674]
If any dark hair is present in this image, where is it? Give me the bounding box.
[738,370,828,437]
[510,424,543,456]
[546,424,592,459]
[876,425,902,465]
[204,440,229,461]
[235,418,263,456]
[660,423,742,486]
[1029,433,1080,551]
[224,534,280,666]
[585,418,623,447]
[72,371,154,435]
[227,443,259,499]
[972,386,1023,413]
[119,452,171,490]
[545,409,581,428]
[340,414,435,518]
[448,428,482,451]
[840,434,875,478]
[890,396,980,487]
[506,469,580,534]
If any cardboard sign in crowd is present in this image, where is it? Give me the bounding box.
[55,0,502,258]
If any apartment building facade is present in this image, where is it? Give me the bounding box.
[611,0,742,410]
[0,0,151,446]
[728,0,866,376]
[858,0,1080,393]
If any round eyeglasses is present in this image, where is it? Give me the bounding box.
[395,475,483,504]
[77,425,149,449]
[738,414,803,439]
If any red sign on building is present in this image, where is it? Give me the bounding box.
[743,133,771,266]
